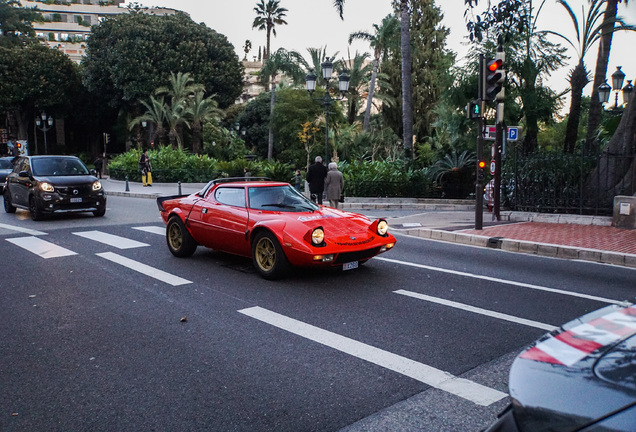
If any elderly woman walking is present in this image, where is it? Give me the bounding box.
[324,162,344,209]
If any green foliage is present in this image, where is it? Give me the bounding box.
[261,160,293,182]
[82,11,243,112]
[341,159,434,198]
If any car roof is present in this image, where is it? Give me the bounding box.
[199,177,289,196]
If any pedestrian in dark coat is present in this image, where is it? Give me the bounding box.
[324,162,344,209]
[93,155,103,179]
[306,156,328,204]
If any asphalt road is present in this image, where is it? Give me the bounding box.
[1,196,634,431]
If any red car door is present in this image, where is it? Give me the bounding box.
[188,186,251,256]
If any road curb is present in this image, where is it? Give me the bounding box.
[404,227,636,269]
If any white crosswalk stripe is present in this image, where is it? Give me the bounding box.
[0,223,47,236]
[73,230,149,249]
[96,252,192,286]
[132,226,166,235]
[6,236,77,258]
[239,306,507,407]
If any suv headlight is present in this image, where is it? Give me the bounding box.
[92,181,102,191]
[40,182,54,192]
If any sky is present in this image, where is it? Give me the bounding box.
[126,0,636,109]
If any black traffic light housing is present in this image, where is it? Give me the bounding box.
[467,100,481,120]
[477,160,487,181]
[484,59,503,101]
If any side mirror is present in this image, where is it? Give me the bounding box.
[18,170,29,178]
[90,169,97,176]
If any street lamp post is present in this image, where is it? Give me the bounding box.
[305,57,350,164]
[35,112,53,155]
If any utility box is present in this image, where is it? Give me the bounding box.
[613,196,636,229]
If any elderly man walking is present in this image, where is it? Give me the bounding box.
[306,156,328,204]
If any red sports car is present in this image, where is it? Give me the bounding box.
[156,178,396,279]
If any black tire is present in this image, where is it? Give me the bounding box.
[93,207,106,217]
[3,190,16,214]
[29,196,43,221]
[252,231,289,280]
[166,216,198,257]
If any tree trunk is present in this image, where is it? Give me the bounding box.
[563,60,589,154]
[267,83,275,161]
[521,59,540,155]
[400,0,413,157]
[363,58,380,131]
[586,95,636,205]
[192,121,202,154]
[585,0,618,153]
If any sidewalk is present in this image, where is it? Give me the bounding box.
[101,178,636,269]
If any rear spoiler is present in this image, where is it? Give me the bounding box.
[156,194,188,212]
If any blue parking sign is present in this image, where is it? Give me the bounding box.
[507,127,519,141]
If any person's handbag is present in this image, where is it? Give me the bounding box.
[339,192,345,203]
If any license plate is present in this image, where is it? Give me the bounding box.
[70,197,83,203]
[343,261,358,271]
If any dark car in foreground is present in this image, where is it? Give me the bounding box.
[0,156,15,194]
[157,178,396,279]
[3,155,106,220]
[484,303,636,432]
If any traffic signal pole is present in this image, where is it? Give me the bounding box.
[493,45,505,222]
[475,54,485,230]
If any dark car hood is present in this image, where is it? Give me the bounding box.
[509,304,636,432]
[35,175,97,186]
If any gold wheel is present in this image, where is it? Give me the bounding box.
[252,231,289,279]
[166,216,197,257]
[255,236,276,272]
[168,222,183,250]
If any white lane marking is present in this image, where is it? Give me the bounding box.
[0,223,47,236]
[132,226,165,235]
[377,257,629,306]
[96,252,191,286]
[6,236,77,259]
[394,290,558,331]
[238,306,507,407]
[73,230,149,249]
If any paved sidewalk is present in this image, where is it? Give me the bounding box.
[101,178,636,269]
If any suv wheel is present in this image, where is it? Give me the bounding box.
[3,190,16,214]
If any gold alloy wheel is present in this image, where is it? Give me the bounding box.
[254,236,276,271]
[168,223,183,250]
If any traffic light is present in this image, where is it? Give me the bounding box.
[104,133,110,144]
[477,160,487,182]
[467,100,480,120]
[485,59,503,101]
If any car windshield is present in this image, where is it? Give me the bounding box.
[32,157,90,176]
[0,159,13,169]
[248,185,319,212]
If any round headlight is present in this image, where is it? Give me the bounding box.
[92,181,102,191]
[40,182,54,192]
[377,220,389,236]
[311,228,325,245]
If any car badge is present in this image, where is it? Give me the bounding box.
[73,189,79,195]
[350,236,357,240]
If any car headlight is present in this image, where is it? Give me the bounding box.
[311,227,325,245]
[40,182,54,192]
[377,220,389,236]
[92,181,102,191]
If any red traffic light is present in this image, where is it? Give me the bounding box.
[478,160,487,169]
[488,59,502,72]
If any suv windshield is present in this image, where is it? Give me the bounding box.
[248,185,319,212]
[32,157,90,176]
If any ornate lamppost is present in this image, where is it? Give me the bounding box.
[305,57,350,164]
[35,112,53,155]
[598,66,630,109]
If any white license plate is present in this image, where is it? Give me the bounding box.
[343,261,358,271]
[70,197,83,203]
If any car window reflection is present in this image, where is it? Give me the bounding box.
[32,157,90,176]
[248,186,318,212]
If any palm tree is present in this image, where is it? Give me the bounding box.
[400,0,414,158]
[542,0,614,153]
[155,72,204,149]
[349,14,399,131]
[129,96,167,146]
[340,50,373,125]
[586,0,630,152]
[252,0,288,93]
[187,91,223,155]
[260,48,306,160]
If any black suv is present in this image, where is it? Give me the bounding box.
[3,155,106,220]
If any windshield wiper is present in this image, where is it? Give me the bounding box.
[262,203,295,208]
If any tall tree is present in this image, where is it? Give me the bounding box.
[586,0,631,153]
[349,14,400,131]
[252,0,288,62]
[340,50,374,125]
[398,0,414,157]
[544,0,635,153]
[0,0,40,48]
[260,48,306,160]
[129,96,167,146]
[155,72,204,148]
